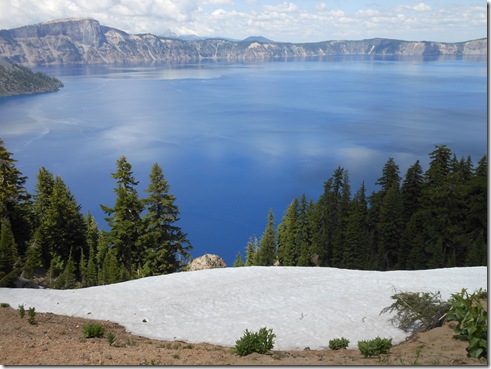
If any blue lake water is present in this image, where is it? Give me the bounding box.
[0,56,487,266]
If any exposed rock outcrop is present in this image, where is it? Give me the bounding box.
[187,254,227,271]
[0,18,486,66]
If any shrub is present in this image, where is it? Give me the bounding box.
[358,337,392,357]
[233,327,276,356]
[107,332,116,345]
[83,323,105,338]
[0,302,10,308]
[380,290,449,332]
[27,307,36,325]
[329,337,350,350]
[446,288,487,361]
[18,304,25,318]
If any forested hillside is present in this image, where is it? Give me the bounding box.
[236,145,487,270]
[0,59,63,96]
[0,140,486,290]
[0,140,191,288]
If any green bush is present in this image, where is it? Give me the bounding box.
[446,288,487,361]
[83,323,106,338]
[107,332,116,345]
[358,337,392,357]
[0,302,10,308]
[329,337,350,350]
[380,290,449,332]
[27,307,36,325]
[233,327,276,356]
[18,304,25,318]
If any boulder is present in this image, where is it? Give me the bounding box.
[187,254,227,271]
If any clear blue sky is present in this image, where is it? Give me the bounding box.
[0,0,486,42]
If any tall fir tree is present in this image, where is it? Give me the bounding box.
[256,209,277,266]
[0,217,19,286]
[101,156,144,280]
[245,236,258,266]
[297,195,315,266]
[277,197,299,266]
[140,163,191,275]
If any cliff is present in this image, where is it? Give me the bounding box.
[0,59,63,96]
[0,18,486,66]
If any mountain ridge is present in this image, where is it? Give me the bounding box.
[0,18,486,65]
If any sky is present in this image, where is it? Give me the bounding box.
[0,0,486,43]
[0,266,486,350]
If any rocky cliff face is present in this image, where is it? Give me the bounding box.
[0,18,486,65]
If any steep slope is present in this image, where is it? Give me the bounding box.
[0,58,63,96]
[0,18,486,65]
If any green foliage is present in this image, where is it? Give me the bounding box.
[0,302,9,308]
[233,327,276,356]
[233,251,244,267]
[83,323,106,338]
[256,209,277,266]
[328,337,350,350]
[357,337,392,357]
[446,288,487,361]
[18,304,25,318]
[107,332,116,345]
[27,306,36,325]
[380,290,449,332]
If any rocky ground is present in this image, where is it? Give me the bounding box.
[0,305,485,365]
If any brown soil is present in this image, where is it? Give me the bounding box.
[0,306,485,365]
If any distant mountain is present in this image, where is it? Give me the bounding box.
[0,18,486,66]
[242,36,275,43]
[0,58,63,96]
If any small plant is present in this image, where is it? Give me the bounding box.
[233,327,276,356]
[446,288,487,361]
[358,337,392,357]
[380,290,449,332]
[107,332,116,345]
[329,337,350,350]
[0,302,10,308]
[27,307,36,325]
[18,304,25,318]
[83,323,105,338]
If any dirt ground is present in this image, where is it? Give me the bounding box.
[0,305,485,365]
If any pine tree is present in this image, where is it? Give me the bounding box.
[101,156,143,279]
[256,209,276,266]
[233,251,244,267]
[401,160,424,223]
[245,236,258,266]
[84,212,99,286]
[312,167,350,267]
[55,248,77,289]
[36,175,87,273]
[297,195,315,266]
[277,198,299,266]
[0,217,19,286]
[343,182,370,269]
[23,228,43,279]
[141,163,191,275]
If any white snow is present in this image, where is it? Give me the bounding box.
[0,266,486,350]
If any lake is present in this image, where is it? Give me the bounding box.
[0,55,487,266]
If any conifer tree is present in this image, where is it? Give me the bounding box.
[400,160,424,223]
[277,198,299,266]
[23,228,43,279]
[140,163,191,275]
[245,236,258,266]
[343,182,370,269]
[256,209,276,266]
[297,195,315,266]
[101,156,144,279]
[233,251,244,267]
[0,217,19,286]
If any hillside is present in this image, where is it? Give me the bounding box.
[0,18,486,65]
[0,59,63,96]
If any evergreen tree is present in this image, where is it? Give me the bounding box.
[256,209,276,266]
[84,212,99,286]
[245,236,258,266]
[376,158,401,194]
[0,217,19,286]
[141,163,191,275]
[342,182,370,269]
[297,195,315,266]
[22,228,43,279]
[101,156,144,279]
[277,198,299,266]
[312,167,350,267]
[233,251,244,267]
[55,248,76,289]
[401,160,424,223]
